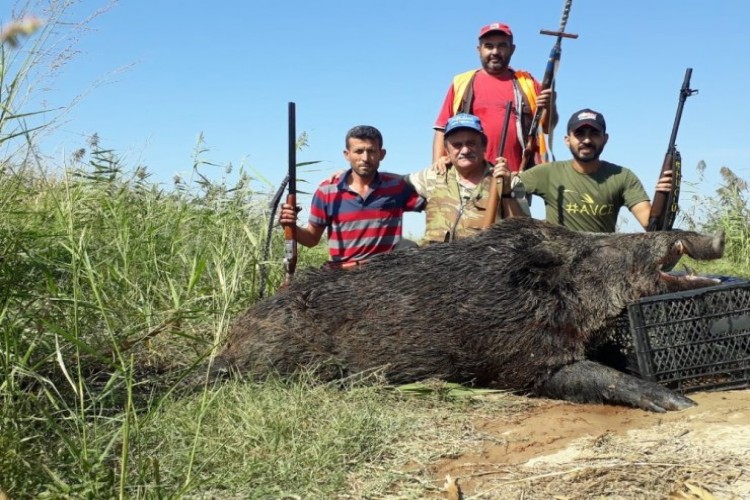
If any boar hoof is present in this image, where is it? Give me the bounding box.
[539,360,697,413]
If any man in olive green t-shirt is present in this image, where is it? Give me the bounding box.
[499,108,673,233]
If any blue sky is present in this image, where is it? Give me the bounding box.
[8,0,750,237]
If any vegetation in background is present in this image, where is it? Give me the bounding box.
[0,139,534,498]
[2,2,750,499]
[1,139,748,499]
[681,161,750,276]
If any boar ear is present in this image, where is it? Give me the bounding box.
[523,246,565,269]
[508,246,565,286]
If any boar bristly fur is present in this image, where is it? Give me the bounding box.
[212,218,725,412]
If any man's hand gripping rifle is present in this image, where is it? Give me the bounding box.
[519,0,578,173]
[647,68,698,232]
[282,102,298,288]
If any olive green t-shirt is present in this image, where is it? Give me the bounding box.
[517,160,649,233]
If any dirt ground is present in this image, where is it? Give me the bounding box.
[432,389,750,499]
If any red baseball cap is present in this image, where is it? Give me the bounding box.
[479,22,513,39]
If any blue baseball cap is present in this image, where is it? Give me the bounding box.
[444,113,487,140]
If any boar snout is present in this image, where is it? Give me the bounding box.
[677,230,725,260]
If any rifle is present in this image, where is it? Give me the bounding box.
[519,0,578,172]
[481,102,513,229]
[282,102,298,288]
[646,68,697,232]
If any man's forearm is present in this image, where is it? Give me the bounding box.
[432,130,446,163]
[502,197,530,218]
[288,223,325,248]
[630,201,653,231]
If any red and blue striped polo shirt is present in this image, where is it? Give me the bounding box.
[309,170,425,264]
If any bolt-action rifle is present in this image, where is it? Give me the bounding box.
[482,102,513,229]
[519,0,578,172]
[282,102,298,288]
[646,68,698,232]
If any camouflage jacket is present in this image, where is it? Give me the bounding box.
[408,162,499,244]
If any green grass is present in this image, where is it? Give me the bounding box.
[3,6,750,497]
[131,377,456,499]
[2,128,519,498]
[0,134,333,496]
[2,148,748,499]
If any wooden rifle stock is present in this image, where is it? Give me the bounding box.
[519,0,577,172]
[647,68,697,232]
[647,151,680,231]
[482,102,513,229]
[282,102,298,287]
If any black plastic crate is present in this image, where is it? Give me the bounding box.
[600,277,750,394]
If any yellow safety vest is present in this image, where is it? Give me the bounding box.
[450,69,548,162]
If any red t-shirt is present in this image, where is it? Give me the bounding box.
[435,69,541,172]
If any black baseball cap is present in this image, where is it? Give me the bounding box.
[567,108,606,133]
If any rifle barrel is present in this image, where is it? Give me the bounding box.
[667,68,695,152]
[520,0,577,171]
[283,102,298,288]
[481,102,513,229]
[646,68,696,232]
[288,102,296,193]
[499,102,512,151]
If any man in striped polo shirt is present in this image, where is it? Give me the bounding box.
[279,125,425,268]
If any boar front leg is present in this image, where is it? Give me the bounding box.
[538,360,696,412]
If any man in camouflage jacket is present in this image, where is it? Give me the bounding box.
[408,113,528,244]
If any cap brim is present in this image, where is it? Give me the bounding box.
[570,121,604,133]
[480,29,511,37]
[444,126,487,141]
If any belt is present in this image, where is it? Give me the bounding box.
[325,259,368,270]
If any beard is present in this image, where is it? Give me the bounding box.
[570,144,603,163]
[481,56,509,75]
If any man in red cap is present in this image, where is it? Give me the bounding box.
[433,22,556,172]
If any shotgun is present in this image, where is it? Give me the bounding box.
[519,0,578,172]
[282,102,298,287]
[481,102,513,229]
[646,68,697,232]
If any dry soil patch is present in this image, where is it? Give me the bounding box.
[432,390,750,499]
